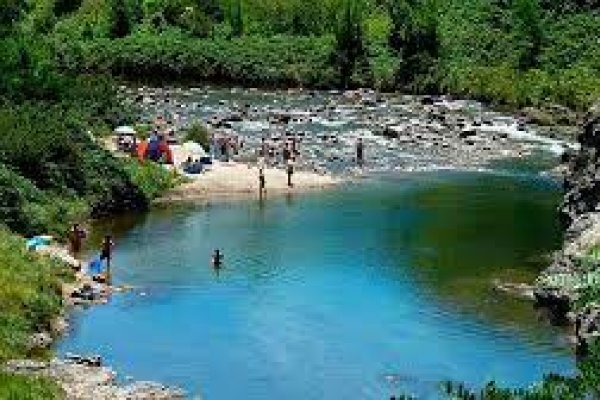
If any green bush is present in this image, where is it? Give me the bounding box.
[0,228,72,362]
[121,158,183,201]
[183,122,210,151]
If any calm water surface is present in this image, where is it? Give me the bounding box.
[59,171,575,399]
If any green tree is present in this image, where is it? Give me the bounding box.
[53,0,82,16]
[0,0,27,37]
[512,0,544,70]
[230,0,243,37]
[332,0,367,88]
[388,0,440,92]
[109,0,131,38]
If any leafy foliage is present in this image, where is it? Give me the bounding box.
[184,122,210,151]
[332,0,368,88]
[443,341,600,398]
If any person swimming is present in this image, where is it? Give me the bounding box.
[212,249,224,268]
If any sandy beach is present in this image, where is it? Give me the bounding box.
[160,159,341,203]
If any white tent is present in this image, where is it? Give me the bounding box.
[182,141,207,157]
[114,126,137,135]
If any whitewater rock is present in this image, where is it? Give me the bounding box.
[459,129,477,139]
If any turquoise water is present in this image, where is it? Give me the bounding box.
[58,172,575,399]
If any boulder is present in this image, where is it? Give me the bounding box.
[533,287,572,324]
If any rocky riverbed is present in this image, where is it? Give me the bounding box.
[122,86,576,175]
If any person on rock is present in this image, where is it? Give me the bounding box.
[100,235,115,275]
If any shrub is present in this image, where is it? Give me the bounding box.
[183,122,210,151]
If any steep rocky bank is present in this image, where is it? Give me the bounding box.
[536,104,600,355]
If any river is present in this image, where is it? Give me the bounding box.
[59,172,576,399]
[58,88,576,399]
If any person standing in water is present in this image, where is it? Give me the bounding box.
[212,249,224,268]
[356,137,364,168]
[100,235,114,279]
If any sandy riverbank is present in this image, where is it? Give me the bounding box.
[158,159,343,203]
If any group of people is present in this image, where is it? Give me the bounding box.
[70,223,225,280]
[211,133,243,162]
[69,224,114,283]
[255,136,365,195]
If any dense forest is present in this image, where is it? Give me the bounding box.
[2,0,599,111]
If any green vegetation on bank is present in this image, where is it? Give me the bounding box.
[0,228,72,399]
[0,372,63,400]
[0,6,179,395]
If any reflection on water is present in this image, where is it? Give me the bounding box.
[60,172,574,399]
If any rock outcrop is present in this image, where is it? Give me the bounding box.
[537,103,600,354]
[4,359,186,400]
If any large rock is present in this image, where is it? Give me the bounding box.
[533,287,572,324]
[559,104,600,229]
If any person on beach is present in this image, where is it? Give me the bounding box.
[260,137,268,157]
[69,223,86,255]
[210,133,217,159]
[287,157,294,188]
[220,140,228,162]
[259,167,266,196]
[283,143,291,164]
[212,249,223,268]
[356,137,364,167]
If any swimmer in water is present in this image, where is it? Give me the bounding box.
[212,249,224,268]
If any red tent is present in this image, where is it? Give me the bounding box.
[136,140,173,164]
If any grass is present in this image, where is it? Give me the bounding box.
[0,228,72,399]
[0,372,63,400]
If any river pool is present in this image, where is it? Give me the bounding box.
[58,170,575,399]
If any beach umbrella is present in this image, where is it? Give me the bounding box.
[183,141,207,157]
[114,126,136,135]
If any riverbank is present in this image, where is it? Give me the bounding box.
[0,232,185,399]
[158,160,342,204]
[534,104,600,351]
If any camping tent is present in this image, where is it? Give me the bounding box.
[137,138,173,164]
[183,141,207,157]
